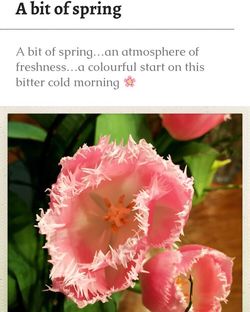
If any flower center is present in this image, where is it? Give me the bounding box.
[103,195,134,232]
[175,274,192,303]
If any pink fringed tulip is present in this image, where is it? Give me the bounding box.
[37,136,193,308]
[161,114,230,141]
[140,245,233,312]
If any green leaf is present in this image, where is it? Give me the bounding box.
[211,159,231,171]
[9,160,33,208]
[8,274,18,307]
[8,191,43,310]
[8,121,47,142]
[180,142,219,197]
[110,292,122,309]
[207,159,231,185]
[172,141,217,163]
[100,300,116,312]
[192,193,205,206]
[14,115,95,194]
[64,293,121,312]
[29,114,58,130]
[64,299,100,312]
[8,192,36,261]
[95,114,152,144]
[9,243,37,309]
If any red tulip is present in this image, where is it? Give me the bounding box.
[161,114,230,141]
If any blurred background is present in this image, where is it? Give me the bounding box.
[8,113,242,312]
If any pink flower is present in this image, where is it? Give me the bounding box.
[161,114,230,141]
[140,245,233,312]
[124,76,136,87]
[37,136,193,308]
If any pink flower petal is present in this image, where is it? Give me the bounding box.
[179,245,233,311]
[146,161,193,247]
[140,250,184,312]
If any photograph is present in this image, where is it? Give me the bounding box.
[8,112,242,312]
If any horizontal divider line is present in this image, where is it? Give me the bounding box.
[0,28,235,31]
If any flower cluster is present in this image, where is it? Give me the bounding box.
[37,133,233,311]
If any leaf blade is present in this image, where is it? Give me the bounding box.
[8,121,47,142]
[95,114,152,144]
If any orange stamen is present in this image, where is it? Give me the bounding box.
[175,274,190,301]
[103,195,134,232]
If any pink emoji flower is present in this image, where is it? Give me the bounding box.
[161,114,230,141]
[124,76,136,87]
[37,136,193,308]
[140,245,233,312]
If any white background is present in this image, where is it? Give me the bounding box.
[0,0,249,106]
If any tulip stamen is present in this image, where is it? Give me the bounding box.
[103,194,134,232]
